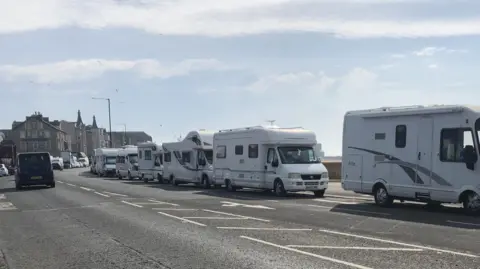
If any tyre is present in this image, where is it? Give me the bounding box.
[274,180,287,197]
[15,184,22,190]
[225,179,236,192]
[373,184,394,207]
[157,174,164,184]
[314,189,325,197]
[128,171,133,180]
[462,191,480,215]
[49,182,56,188]
[202,175,211,189]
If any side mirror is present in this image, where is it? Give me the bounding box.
[199,159,206,166]
[271,159,279,167]
[463,145,477,170]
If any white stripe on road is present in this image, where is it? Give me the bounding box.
[241,236,373,269]
[305,204,391,216]
[57,181,64,183]
[153,208,197,211]
[158,212,206,226]
[80,187,93,191]
[219,227,311,231]
[313,198,359,205]
[94,192,110,197]
[102,191,128,197]
[66,183,76,187]
[325,195,373,201]
[0,202,17,211]
[147,199,179,206]
[317,229,479,258]
[286,245,423,251]
[121,200,143,208]
[446,220,480,227]
[0,194,5,199]
[185,217,247,220]
[202,209,270,222]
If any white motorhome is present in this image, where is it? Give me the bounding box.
[213,125,329,197]
[95,148,119,177]
[162,130,215,187]
[342,105,480,213]
[116,145,139,180]
[137,142,164,182]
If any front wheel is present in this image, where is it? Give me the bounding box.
[374,185,394,207]
[274,180,287,197]
[313,189,325,197]
[463,192,480,215]
[202,176,211,189]
[157,174,164,184]
[225,179,236,192]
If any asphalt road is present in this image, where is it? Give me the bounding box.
[0,169,479,269]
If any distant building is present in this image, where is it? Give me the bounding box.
[9,112,71,156]
[59,110,87,154]
[110,131,152,147]
[85,115,109,157]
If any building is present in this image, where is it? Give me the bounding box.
[9,112,71,156]
[85,115,109,157]
[110,131,152,147]
[59,110,87,154]
[322,156,342,180]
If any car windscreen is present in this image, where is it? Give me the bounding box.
[19,153,51,168]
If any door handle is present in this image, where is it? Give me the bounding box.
[417,152,421,160]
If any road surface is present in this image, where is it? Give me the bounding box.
[0,169,479,269]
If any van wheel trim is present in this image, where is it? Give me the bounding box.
[464,192,480,213]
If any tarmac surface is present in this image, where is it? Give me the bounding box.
[0,168,479,269]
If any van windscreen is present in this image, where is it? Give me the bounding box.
[19,153,51,167]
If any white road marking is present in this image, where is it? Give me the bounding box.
[147,199,179,206]
[56,181,64,183]
[80,187,93,191]
[94,192,110,197]
[306,204,391,216]
[185,217,247,220]
[0,194,5,199]
[447,220,480,227]
[286,245,423,251]
[218,227,312,231]
[313,198,359,205]
[241,236,373,269]
[121,200,143,208]
[66,183,76,187]
[220,201,275,210]
[102,191,128,197]
[0,202,17,210]
[158,212,206,226]
[326,195,373,201]
[318,229,479,258]
[153,208,197,211]
[202,209,270,222]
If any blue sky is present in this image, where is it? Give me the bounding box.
[1,0,480,155]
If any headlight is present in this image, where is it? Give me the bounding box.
[288,173,301,179]
[208,165,213,170]
[321,172,329,178]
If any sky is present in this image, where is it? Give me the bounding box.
[1,0,480,156]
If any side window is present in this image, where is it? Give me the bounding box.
[216,145,226,159]
[267,148,275,163]
[440,128,475,162]
[154,155,161,166]
[164,152,171,163]
[139,150,143,159]
[182,151,191,163]
[145,150,152,160]
[235,145,243,155]
[248,144,258,158]
[395,125,407,148]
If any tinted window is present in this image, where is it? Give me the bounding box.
[395,125,407,148]
[248,144,258,158]
[18,153,51,167]
[235,145,243,155]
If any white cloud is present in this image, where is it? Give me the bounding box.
[428,64,439,69]
[413,46,468,57]
[0,58,227,84]
[1,0,480,38]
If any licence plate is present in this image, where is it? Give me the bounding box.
[306,186,317,189]
[31,176,42,180]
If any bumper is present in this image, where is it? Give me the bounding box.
[284,179,329,191]
[17,175,54,186]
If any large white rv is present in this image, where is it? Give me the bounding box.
[116,145,139,180]
[342,105,480,213]
[162,130,215,187]
[213,125,329,197]
[95,148,119,177]
[137,142,164,182]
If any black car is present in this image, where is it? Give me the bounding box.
[15,152,55,190]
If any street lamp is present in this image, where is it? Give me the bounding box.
[92,97,112,148]
[118,123,127,145]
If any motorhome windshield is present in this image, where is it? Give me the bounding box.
[475,118,480,151]
[277,146,319,164]
[105,157,116,164]
[204,150,213,164]
[128,154,138,164]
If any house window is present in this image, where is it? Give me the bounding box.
[139,150,143,159]
[216,146,226,159]
[440,128,475,162]
[164,152,171,163]
[44,130,50,138]
[395,125,407,148]
[248,144,259,158]
[20,131,25,138]
[235,145,243,155]
[145,150,152,160]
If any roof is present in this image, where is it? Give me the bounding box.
[345,104,469,118]
[12,114,66,133]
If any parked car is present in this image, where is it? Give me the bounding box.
[0,164,9,176]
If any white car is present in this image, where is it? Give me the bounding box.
[0,164,9,176]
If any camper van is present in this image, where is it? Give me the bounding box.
[95,148,119,177]
[162,130,215,187]
[212,125,329,197]
[116,145,139,180]
[137,142,164,182]
[342,105,480,213]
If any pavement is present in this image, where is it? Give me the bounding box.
[0,169,479,269]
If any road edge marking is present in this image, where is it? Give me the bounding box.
[121,200,143,208]
[94,192,110,197]
[202,209,270,222]
[158,212,206,226]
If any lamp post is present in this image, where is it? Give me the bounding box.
[118,124,127,145]
[92,97,112,148]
